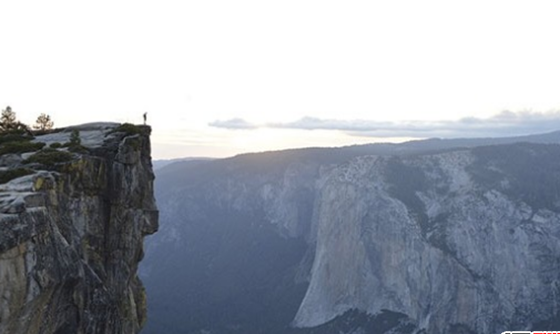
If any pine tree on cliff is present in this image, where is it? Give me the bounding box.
[0,106,31,134]
[33,113,54,131]
[69,129,81,147]
[0,106,17,131]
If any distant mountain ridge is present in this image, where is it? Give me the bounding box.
[152,157,214,170]
[142,130,560,334]
[153,130,560,172]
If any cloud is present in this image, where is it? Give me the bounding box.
[208,118,258,130]
[271,111,560,138]
[209,111,560,138]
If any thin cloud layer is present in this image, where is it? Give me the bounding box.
[208,118,258,130]
[209,111,560,138]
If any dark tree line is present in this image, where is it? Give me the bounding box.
[1,106,54,134]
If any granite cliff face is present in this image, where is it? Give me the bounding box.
[294,145,560,333]
[0,123,158,334]
[143,132,560,334]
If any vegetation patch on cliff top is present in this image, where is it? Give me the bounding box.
[23,148,74,168]
[0,133,34,145]
[110,123,144,136]
[0,140,46,155]
[0,168,34,184]
[469,143,560,211]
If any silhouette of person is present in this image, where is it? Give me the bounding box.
[143,112,147,125]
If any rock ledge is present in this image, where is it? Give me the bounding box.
[0,123,158,334]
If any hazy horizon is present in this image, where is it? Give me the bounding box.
[2,1,560,159]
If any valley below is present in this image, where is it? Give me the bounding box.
[141,131,560,334]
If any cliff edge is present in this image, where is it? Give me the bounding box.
[0,123,158,334]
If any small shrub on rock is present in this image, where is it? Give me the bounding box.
[62,130,89,153]
[111,123,143,136]
[0,141,45,155]
[0,168,34,184]
[24,148,73,167]
[0,133,33,145]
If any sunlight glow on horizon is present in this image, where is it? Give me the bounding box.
[2,1,560,159]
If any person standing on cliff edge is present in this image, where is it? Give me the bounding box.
[143,112,147,125]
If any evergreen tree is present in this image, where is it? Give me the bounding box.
[69,129,81,147]
[33,113,54,131]
[0,106,29,134]
[0,106,17,131]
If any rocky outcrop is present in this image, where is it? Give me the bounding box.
[294,147,560,333]
[0,123,158,334]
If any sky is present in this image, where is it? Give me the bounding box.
[2,1,560,159]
